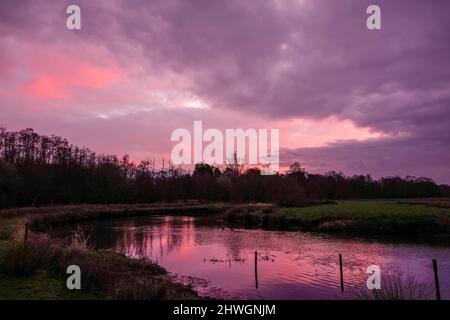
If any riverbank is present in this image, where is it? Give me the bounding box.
[0,216,199,299]
[3,200,450,240]
[222,200,450,243]
[0,202,225,225]
[5,198,450,239]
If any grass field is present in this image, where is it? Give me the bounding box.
[280,200,450,220]
[225,200,450,239]
[0,271,107,300]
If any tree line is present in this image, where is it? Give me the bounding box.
[1,128,449,208]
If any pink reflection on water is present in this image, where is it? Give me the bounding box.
[60,216,450,299]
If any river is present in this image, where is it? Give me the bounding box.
[53,215,450,299]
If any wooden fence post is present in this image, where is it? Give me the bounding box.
[432,259,441,300]
[255,250,259,289]
[339,253,344,292]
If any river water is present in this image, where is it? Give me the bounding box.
[53,215,450,299]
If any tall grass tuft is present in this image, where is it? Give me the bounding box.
[112,277,168,300]
[66,226,91,253]
[356,271,433,300]
[0,233,54,276]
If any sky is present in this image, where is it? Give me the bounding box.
[1,0,449,183]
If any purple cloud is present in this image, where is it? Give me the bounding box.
[1,0,449,182]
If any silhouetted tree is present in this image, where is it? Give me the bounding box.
[0,127,449,208]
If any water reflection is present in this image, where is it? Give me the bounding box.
[55,216,450,300]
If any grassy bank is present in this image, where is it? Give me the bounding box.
[6,200,448,240]
[0,216,198,300]
[223,200,450,241]
[0,218,101,299]
[0,202,226,230]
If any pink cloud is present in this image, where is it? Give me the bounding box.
[23,74,66,99]
[22,54,121,101]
